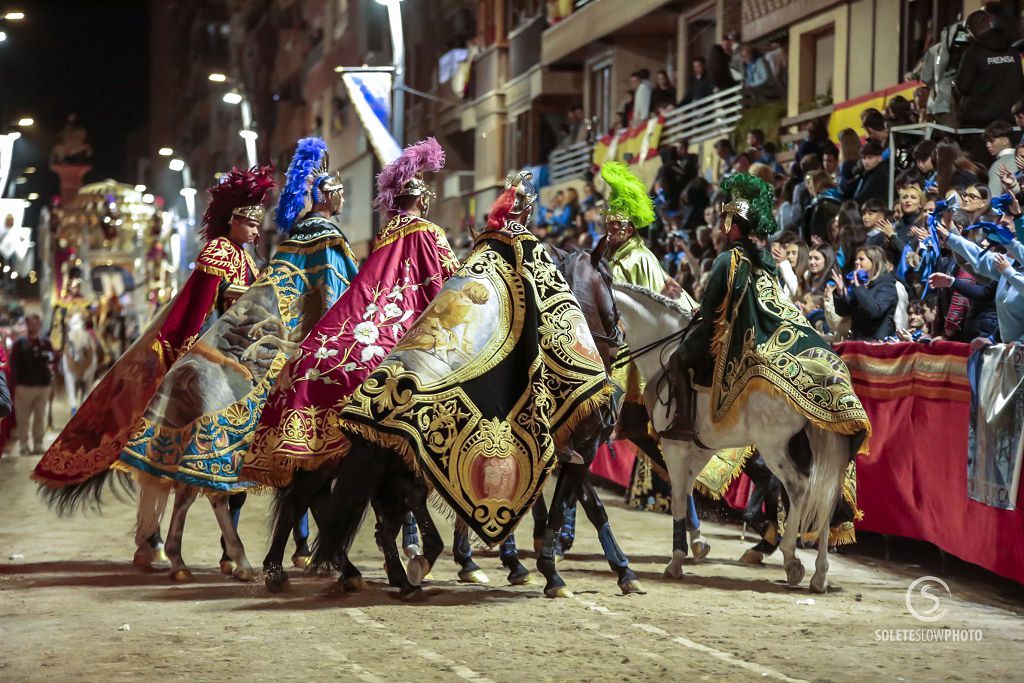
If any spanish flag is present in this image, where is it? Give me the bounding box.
[593,116,664,168]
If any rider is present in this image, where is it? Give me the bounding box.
[662,172,871,446]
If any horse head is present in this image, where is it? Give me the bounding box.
[549,243,622,372]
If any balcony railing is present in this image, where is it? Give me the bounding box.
[548,85,745,184]
[549,140,593,185]
[660,85,744,145]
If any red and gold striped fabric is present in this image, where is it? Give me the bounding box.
[833,341,971,403]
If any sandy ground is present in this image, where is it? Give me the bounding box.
[3,423,1024,681]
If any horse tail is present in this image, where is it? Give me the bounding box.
[37,468,136,517]
[796,427,848,539]
[310,438,390,570]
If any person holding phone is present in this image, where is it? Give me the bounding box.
[831,245,899,340]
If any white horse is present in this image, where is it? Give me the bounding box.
[612,283,858,593]
[61,313,99,416]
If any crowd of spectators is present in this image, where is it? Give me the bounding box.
[538,3,1024,349]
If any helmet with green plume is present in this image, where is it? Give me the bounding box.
[600,161,655,230]
[718,173,777,238]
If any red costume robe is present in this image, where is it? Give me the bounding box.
[33,237,256,487]
[242,213,459,487]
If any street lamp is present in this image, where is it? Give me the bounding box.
[167,157,194,224]
[158,147,173,156]
[208,73,258,168]
[168,158,185,172]
[16,117,32,127]
[4,12,25,20]
[374,0,406,145]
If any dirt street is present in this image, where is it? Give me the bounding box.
[2,445,1024,681]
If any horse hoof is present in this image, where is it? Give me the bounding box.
[784,559,805,586]
[507,567,533,586]
[663,563,685,580]
[544,585,573,599]
[690,538,711,562]
[219,560,236,575]
[809,575,828,594]
[620,579,646,595]
[403,544,421,559]
[133,552,153,571]
[233,567,257,582]
[399,585,424,602]
[155,547,168,563]
[457,569,490,585]
[739,549,765,565]
[266,577,292,594]
[342,576,369,593]
[170,568,194,583]
[407,555,431,587]
[291,554,312,569]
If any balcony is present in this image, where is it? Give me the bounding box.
[542,0,676,66]
[549,85,744,183]
[508,14,545,81]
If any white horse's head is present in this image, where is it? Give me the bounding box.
[65,313,94,364]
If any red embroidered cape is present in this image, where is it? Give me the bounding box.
[33,237,256,486]
[242,214,458,487]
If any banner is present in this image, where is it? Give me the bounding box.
[342,72,402,166]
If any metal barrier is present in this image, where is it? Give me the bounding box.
[547,85,745,184]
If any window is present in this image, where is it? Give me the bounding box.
[798,26,834,110]
[589,59,612,135]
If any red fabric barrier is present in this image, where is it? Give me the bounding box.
[837,341,1024,584]
[590,440,637,487]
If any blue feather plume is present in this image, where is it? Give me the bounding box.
[274,137,328,234]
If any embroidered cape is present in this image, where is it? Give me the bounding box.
[243,214,459,487]
[116,216,358,492]
[679,243,871,451]
[338,223,609,545]
[33,237,255,488]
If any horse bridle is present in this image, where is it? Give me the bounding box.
[555,249,624,349]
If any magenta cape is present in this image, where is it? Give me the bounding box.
[242,214,459,486]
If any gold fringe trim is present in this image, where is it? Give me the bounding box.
[693,446,755,500]
[552,382,615,448]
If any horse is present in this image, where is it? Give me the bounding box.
[61,313,99,416]
[309,241,641,599]
[611,282,859,593]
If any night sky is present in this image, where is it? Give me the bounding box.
[1,0,149,197]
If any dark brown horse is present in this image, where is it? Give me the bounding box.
[309,238,643,599]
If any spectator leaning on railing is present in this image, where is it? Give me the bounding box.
[831,245,899,341]
[678,57,714,106]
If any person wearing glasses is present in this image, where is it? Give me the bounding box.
[960,183,994,223]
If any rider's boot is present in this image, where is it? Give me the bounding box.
[660,351,696,442]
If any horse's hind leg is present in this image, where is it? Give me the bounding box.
[133,481,169,569]
[452,520,489,584]
[403,479,443,587]
[578,473,644,595]
[264,488,299,592]
[531,494,548,552]
[292,512,311,566]
[761,439,808,587]
[165,486,198,582]
[210,493,256,582]
[371,498,421,600]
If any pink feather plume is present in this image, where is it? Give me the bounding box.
[374,137,446,214]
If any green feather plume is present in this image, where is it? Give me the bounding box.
[720,173,777,237]
[600,161,655,228]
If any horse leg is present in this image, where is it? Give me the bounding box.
[404,483,444,588]
[452,520,488,584]
[661,439,713,579]
[761,438,809,587]
[686,496,710,561]
[578,473,644,595]
[402,512,421,558]
[292,511,311,566]
[371,498,421,599]
[210,493,256,582]
[499,533,532,585]
[164,486,198,582]
[531,494,548,553]
[537,463,585,598]
[263,487,299,593]
[218,492,247,574]
[133,481,168,569]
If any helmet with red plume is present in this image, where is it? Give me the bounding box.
[200,164,276,240]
